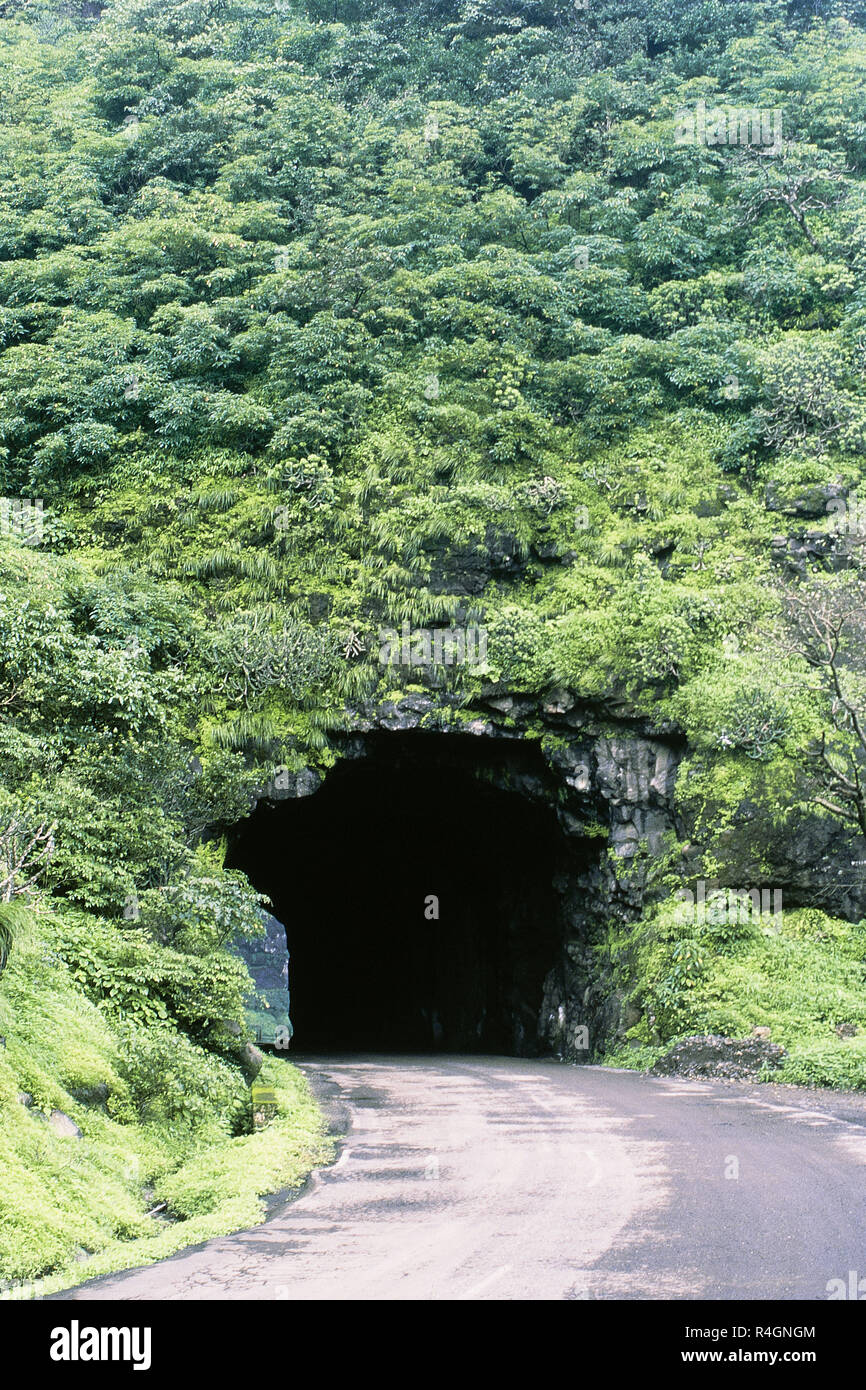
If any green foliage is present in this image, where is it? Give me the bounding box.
[114,1022,248,1133]
[0,0,858,787]
[775,1039,866,1090]
[0,902,30,978]
[137,869,266,955]
[2,0,866,1298]
[0,903,330,1292]
[53,910,253,1047]
[607,900,866,1088]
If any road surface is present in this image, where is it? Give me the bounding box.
[61,1056,866,1300]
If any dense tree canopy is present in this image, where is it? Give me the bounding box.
[0,0,862,897]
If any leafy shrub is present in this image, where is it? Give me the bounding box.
[137,863,267,955]
[53,911,253,1045]
[775,1041,866,1091]
[113,1022,248,1134]
[0,902,30,978]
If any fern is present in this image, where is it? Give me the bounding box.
[204,712,286,753]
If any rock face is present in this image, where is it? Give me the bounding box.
[241,674,866,1064]
[68,1082,110,1108]
[261,767,321,800]
[765,481,847,518]
[651,1034,787,1080]
[688,780,866,924]
[426,527,527,596]
[248,689,688,1062]
[233,911,292,1047]
[771,530,852,576]
[765,482,863,577]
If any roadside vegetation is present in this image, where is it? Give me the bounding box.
[604,903,866,1087]
[0,905,331,1296]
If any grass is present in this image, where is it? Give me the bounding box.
[603,904,866,1089]
[0,913,333,1298]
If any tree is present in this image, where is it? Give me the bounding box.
[0,808,56,902]
[776,576,866,837]
[737,145,851,253]
[0,806,55,975]
[754,332,866,455]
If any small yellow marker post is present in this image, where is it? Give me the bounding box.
[251,1083,278,1132]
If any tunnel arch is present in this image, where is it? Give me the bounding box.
[225,731,607,1056]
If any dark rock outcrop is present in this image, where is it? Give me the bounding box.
[68,1082,110,1108]
[426,526,527,596]
[765,481,847,518]
[242,679,866,1063]
[651,1034,787,1080]
[239,1042,265,1083]
[233,911,292,1048]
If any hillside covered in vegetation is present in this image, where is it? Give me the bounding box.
[3,0,866,1293]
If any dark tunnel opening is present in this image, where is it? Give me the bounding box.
[225,734,588,1055]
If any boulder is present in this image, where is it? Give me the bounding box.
[651,1034,786,1080]
[48,1110,83,1139]
[239,1042,264,1084]
[542,688,575,717]
[260,767,322,801]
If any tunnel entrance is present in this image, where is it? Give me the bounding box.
[226,733,594,1055]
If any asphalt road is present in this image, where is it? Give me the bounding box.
[62,1056,866,1301]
